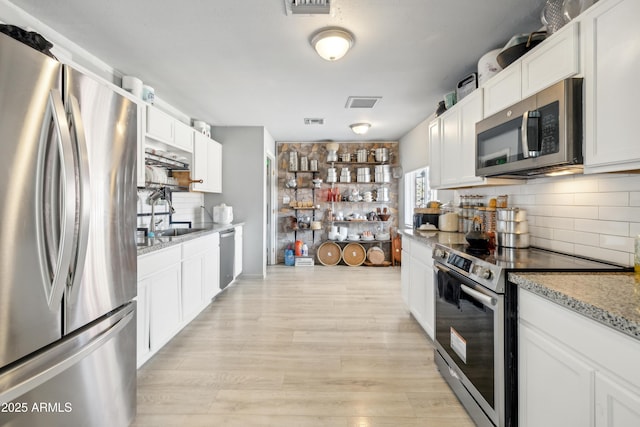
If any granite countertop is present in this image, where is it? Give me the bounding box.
[398,228,467,248]
[137,222,242,256]
[510,272,640,341]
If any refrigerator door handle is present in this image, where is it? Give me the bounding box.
[66,95,91,299]
[35,90,76,311]
[0,303,135,403]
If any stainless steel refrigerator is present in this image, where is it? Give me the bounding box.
[0,32,137,427]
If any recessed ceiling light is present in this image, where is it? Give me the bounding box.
[310,27,354,61]
[350,123,371,135]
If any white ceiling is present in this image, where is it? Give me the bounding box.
[8,0,545,142]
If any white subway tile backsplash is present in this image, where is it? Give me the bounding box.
[630,192,640,206]
[574,192,629,206]
[467,172,639,266]
[553,205,598,219]
[598,174,640,192]
[535,192,574,206]
[600,235,634,252]
[574,219,629,236]
[599,206,640,222]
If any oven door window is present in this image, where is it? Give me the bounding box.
[436,270,496,408]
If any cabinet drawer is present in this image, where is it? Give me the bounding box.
[138,246,181,279]
[182,233,216,258]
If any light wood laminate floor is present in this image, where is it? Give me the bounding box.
[132,265,474,427]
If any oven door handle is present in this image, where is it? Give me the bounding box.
[460,284,497,307]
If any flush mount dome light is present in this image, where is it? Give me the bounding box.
[310,27,354,61]
[350,122,371,135]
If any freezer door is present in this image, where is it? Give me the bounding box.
[0,33,70,367]
[0,303,136,427]
[63,66,138,334]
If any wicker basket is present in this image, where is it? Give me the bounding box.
[317,242,341,266]
[366,246,385,265]
[342,242,366,266]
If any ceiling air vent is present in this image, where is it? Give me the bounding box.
[284,0,332,16]
[304,118,324,125]
[345,96,381,109]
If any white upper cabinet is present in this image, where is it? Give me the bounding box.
[192,132,222,193]
[172,121,194,153]
[146,105,173,144]
[145,105,193,153]
[522,22,580,97]
[483,62,522,117]
[483,22,580,117]
[440,90,485,187]
[582,0,640,173]
[428,117,441,188]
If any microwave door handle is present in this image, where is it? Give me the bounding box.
[521,111,530,159]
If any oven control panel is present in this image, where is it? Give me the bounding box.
[433,244,504,293]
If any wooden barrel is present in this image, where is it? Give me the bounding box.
[317,242,341,266]
[342,242,366,266]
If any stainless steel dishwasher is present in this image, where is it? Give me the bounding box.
[219,228,235,289]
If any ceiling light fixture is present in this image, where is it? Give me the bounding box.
[310,27,354,61]
[350,123,371,135]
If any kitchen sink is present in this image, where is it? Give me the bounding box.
[157,228,207,237]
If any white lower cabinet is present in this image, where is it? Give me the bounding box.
[203,233,220,301]
[519,321,595,427]
[137,245,182,368]
[400,241,411,307]
[401,237,435,340]
[137,233,221,368]
[518,288,640,427]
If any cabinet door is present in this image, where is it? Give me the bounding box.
[428,118,441,188]
[522,22,580,97]
[400,246,411,307]
[209,139,222,193]
[483,62,522,117]
[191,132,209,192]
[422,256,435,340]
[408,256,426,327]
[173,121,194,153]
[149,263,182,351]
[439,108,461,187]
[456,90,484,186]
[595,373,640,427]
[136,278,150,368]
[583,0,640,172]
[518,322,595,427]
[181,255,204,324]
[146,105,174,144]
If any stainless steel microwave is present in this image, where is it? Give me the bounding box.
[476,78,583,177]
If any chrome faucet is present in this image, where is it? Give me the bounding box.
[147,187,175,237]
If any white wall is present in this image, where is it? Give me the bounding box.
[206,126,268,278]
[458,173,640,267]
